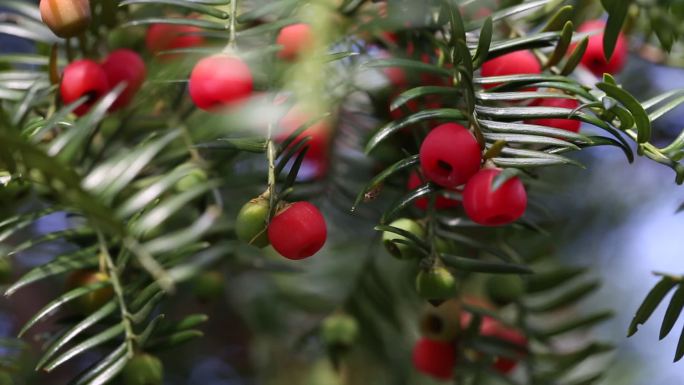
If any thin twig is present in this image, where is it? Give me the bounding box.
[96,229,136,357]
[228,0,239,50]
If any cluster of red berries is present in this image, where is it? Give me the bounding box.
[60,49,146,116]
[417,123,527,226]
[236,197,327,260]
[413,301,528,381]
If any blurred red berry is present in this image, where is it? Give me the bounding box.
[277,106,331,179]
[460,311,528,374]
[268,202,327,260]
[480,51,541,90]
[189,55,253,111]
[276,23,314,61]
[526,98,581,133]
[407,171,460,210]
[577,20,628,76]
[60,59,109,116]
[419,123,482,188]
[146,23,204,57]
[101,49,146,111]
[463,169,527,226]
[412,338,456,380]
[490,326,528,374]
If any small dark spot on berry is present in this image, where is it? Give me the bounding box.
[435,159,453,176]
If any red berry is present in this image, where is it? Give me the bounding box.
[189,55,253,111]
[419,123,482,188]
[145,23,204,57]
[277,106,331,179]
[407,171,460,210]
[490,327,528,374]
[389,94,419,120]
[378,51,407,88]
[526,98,581,133]
[268,202,327,260]
[60,59,109,116]
[480,51,541,90]
[412,338,455,380]
[460,312,499,336]
[101,49,146,111]
[462,169,527,226]
[276,23,314,61]
[577,20,628,76]
[460,312,527,374]
[383,66,407,87]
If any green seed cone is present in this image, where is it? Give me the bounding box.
[192,271,224,302]
[416,266,457,302]
[175,168,208,192]
[485,275,525,306]
[236,197,270,248]
[122,354,163,385]
[382,218,424,259]
[321,313,359,347]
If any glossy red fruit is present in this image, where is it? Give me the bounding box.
[276,23,313,61]
[145,23,204,57]
[378,51,407,88]
[491,327,527,374]
[268,202,327,260]
[462,168,527,226]
[577,20,628,76]
[189,55,253,111]
[40,0,91,38]
[407,171,460,210]
[460,312,527,374]
[419,123,482,188]
[101,49,146,111]
[480,50,541,90]
[277,106,331,179]
[460,312,499,336]
[412,338,455,380]
[60,60,109,116]
[526,98,581,133]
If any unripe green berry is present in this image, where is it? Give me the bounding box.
[416,266,457,302]
[236,197,270,248]
[435,237,452,254]
[382,218,424,259]
[485,275,524,306]
[321,313,359,347]
[175,168,207,192]
[122,353,163,385]
[192,271,224,302]
[39,0,91,38]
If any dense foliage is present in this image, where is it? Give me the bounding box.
[1,0,684,384]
